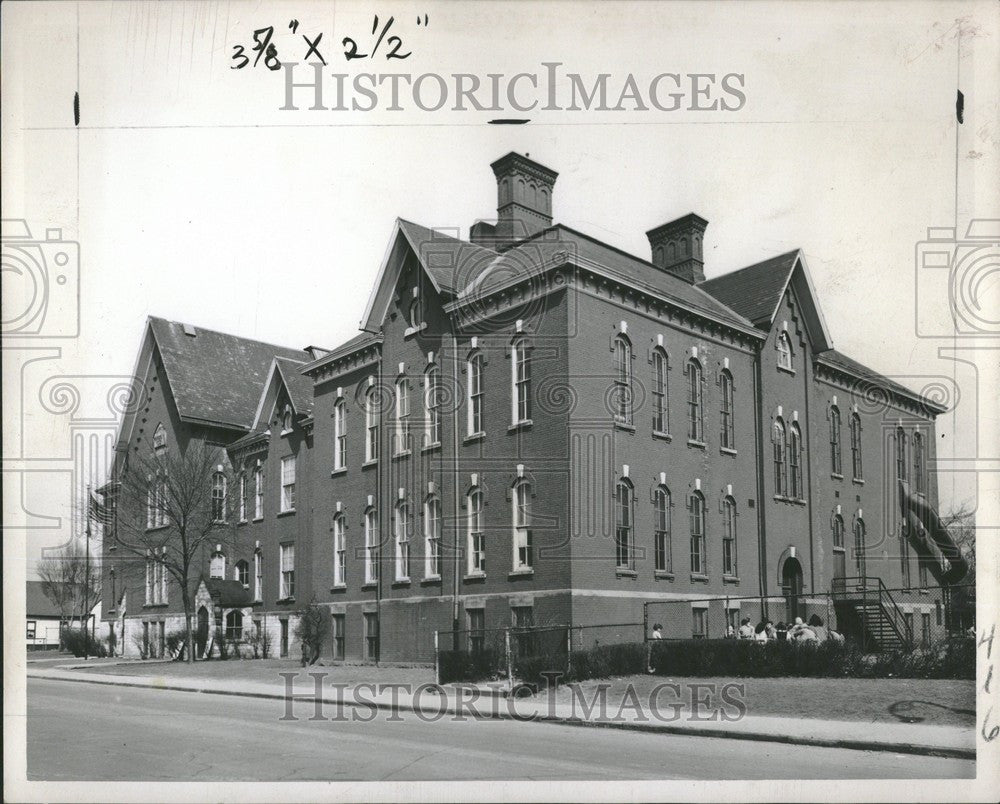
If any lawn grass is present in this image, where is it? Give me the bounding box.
[546,674,975,727]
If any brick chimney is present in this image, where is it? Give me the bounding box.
[646,213,708,284]
[488,152,558,248]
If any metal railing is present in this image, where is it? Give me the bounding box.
[832,576,913,650]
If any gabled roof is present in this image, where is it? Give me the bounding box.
[249,356,313,431]
[698,249,833,352]
[815,349,948,414]
[26,581,63,617]
[300,331,382,377]
[148,317,307,429]
[201,577,254,608]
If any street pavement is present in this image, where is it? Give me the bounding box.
[27,677,974,781]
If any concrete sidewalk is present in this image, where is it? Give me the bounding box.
[27,664,975,760]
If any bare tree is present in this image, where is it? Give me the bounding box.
[941,503,975,588]
[37,542,100,635]
[111,440,239,663]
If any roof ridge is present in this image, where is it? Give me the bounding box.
[699,249,802,288]
[148,315,306,357]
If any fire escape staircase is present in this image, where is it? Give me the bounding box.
[832,577,914,651]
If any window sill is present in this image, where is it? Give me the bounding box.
[615,568,637,578]
[331,467,347,477]
[773,495,806,506]
[654,570,675,581]
[463,572,486,582]
[277,509,296,518]
[720,446,737,456]
[723,575,740,585]
[420,576,442,586]
[508,568,534,578]
[392,449,412,460]
[508,420,533,433]
[403,322,428,338]
[422,442,442,454]
[613,421,636,433]
[652,430,672,442]
[831,473,844,481]
[690,573,710,583]
[852,478,865,485]
[687,439,707,450]
[280,429,293,438]
[142,603,169,609]
[330,584,346,593]
[362,459,378,469]
[252,517,264,523]
[464,432,485,444]
[237,519,248,527]
[392,578,411,587]
[918,588,930,595]
[145,524,169,533]
[276,597,296,605]
[777,365,796,376]
[361,582,378,590]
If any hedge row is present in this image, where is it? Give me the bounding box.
[62,627,108,658]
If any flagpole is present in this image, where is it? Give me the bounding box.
[84,484,91,661]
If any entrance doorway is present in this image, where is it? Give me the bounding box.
[782,557,804,622]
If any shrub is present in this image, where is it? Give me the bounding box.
[295,603,329,666]
[438,649,503,684]
[214,627,229,660]
[165,630,188,659]
[62,627,107,658]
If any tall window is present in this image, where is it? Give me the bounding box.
[513,479,532,570]
[333,512,346,586]
[652,348,669,434]
[235,559,249,588]
[424,494,441,577]
[896,427,908,482]
[777,331,793,370]
[467,352,484,435]
[468,609,485,654]
[394,499,410,580]
[722,496,737,576]
[773,419,788,496]
[282,406,293,432]
[254,465,264,519]
[615,479,634,570]
[280,456,296,512]
[425,365,442,447]
[833,514,845,549]
[394,377,410,454]
[654,485,672,573]
[613,335,633,426]
[830,405,842,475]
[332,614,345,660]
[364,507,378,583]
[147,474,167,529]
[279,543,295,599]
[238,472,247,522]
[854,519,866,576]
[254,549,262,600]
[686,359,704,442]
[211,472,227,522]
[365,385,379,462]
[913,432,925,493]
[468,488,485,574]
[225,610,243,640]
[720,370,735,449]
[851,413,863,480]
[333,399,347,470]
[833,514,845,581]
[690,491,706,574]
[789,423,803,499]
[512,339,531,424]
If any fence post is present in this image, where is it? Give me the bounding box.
[505,628,513,693]
[434,630,440,686]
[566,626,572,678]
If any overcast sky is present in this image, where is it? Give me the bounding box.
[3,1,997,577]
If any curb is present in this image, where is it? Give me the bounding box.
[28,671,975,761]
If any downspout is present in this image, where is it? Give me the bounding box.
[752,346,769,616]
[375,343,383,665]
[803,358,817,594]
[450,320,461,651]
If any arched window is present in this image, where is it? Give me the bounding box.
[854,518,866,576]
[238,472,247,522]
[394,499,411,581]
[722,496,737,577]
[364,507,378,583]
[408,296,421,330]
[333,512,346,586]
[333,398,347,470]
[773,419,788,496]
[789,423,803,499]
[211,472,227,522]
[613,335,633,426]
[720,369,735,450]
[282,406,293,432]
[225,610,243,640]
[686,358,704,442]
[850,413,863,480]
[467,488,485,574]
[653,485,671,573]
[424,494,441,578]
[425,364,442,447]
[253,464,264,519]
[832,515,845,549]
[896,427,908,482]
[513,479,532,570]
[512,339,531,425]
[615,479,634,570]
[235,559,250,588]
[365,384,379,463]
[651,348,669,434]
[913,432,925,494]
[777,331,794,370]
[689,491,706,575]
[830,405,842,475]
[394,377,410,455]
[152,423,167,452]
[253,548,263,600]
[467,352,484,436]
[832,514,846,584]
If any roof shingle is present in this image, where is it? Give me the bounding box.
[698,251,800,326]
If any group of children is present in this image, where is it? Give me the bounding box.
[728,613,844,644]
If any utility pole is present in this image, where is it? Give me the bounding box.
[84,485,91,661]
